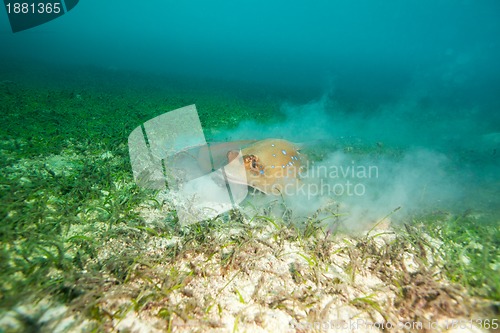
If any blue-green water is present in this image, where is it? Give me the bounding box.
[2,0,500,99]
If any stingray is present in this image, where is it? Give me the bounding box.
[225,139,305,195]
[172,139,305,195]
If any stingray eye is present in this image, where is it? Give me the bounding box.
[252,160,257,168]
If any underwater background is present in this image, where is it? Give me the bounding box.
[1,0,499,331]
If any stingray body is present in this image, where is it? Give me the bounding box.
[224,139,305,195]
[170,139,306,196]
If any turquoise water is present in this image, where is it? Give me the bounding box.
[0,0,499,331]
[2,1,500,97]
